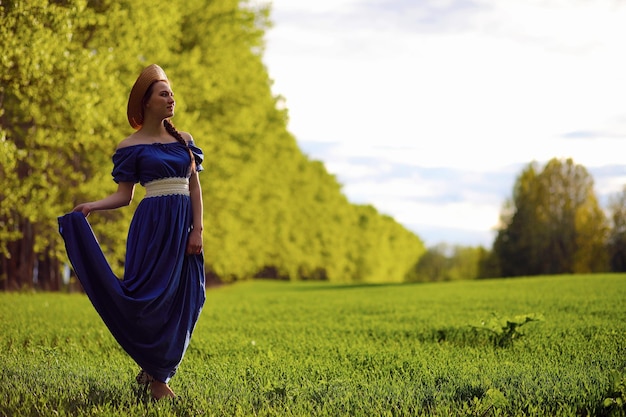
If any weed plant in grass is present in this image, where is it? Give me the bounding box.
[1,274,625,416]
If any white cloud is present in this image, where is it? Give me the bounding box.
[267,0,361,14]
[596,175,626,197]
[375,198,501,235]
[264,0,626,245]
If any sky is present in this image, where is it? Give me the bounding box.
[261,0,626,247]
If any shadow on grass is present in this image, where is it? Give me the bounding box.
[0,368,191,416]
[413,326,495,348]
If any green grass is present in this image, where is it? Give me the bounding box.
[1,274,626,416]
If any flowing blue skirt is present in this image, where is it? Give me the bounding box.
[58,195,205,383]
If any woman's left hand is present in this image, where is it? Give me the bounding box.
[186,228,203,255]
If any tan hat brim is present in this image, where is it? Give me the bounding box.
[127,64,169,129]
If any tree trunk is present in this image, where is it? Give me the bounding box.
[1,218,36,291]
[36,254,61,291]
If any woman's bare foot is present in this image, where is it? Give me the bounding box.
[150,380,176,400]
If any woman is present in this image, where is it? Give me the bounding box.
[58,64,206,400]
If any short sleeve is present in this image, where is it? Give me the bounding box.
[111,147,140,183]
[188,141,204,173]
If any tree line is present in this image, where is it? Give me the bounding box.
[0,0,425,290]
[409,158,626,282]
[2,2,623,291]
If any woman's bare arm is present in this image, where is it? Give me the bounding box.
[187,170,204,255]
[73,182,136,217]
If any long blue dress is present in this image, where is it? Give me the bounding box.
[58,141,206,383]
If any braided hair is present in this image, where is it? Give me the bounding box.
[164,119,196,173]
[142,81,196,173]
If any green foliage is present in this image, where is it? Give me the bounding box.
[604,371,626,415]
[471,313,545,348]
[461,388,508,417]
[607,186,626,272]
[408,244,484,282]
[407,244,448,282]
[1,274,625,416]
[0,0,425,288]
[493,158,609,277]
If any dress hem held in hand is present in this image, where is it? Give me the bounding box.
[58,141,206,383]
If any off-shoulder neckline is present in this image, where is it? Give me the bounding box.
[116,141,194,151]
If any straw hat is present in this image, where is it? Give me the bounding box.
[127,64,169,129]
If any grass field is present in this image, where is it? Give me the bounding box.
[1,274,625,416]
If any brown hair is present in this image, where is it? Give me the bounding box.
[143,82,196,173]
[164,119,196,173]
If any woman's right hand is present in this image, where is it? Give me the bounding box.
[72,202,94,217]
[70,183,135,217]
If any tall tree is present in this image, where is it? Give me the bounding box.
[446,245,482,281]
[0,0,179,289]
[493,158,608,277]
[607,186,626,272]
[406,244,483,282]
[406,244,449,282]
[1,0,426,289]
[0,0,112,289]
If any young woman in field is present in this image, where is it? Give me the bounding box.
[58,64,205,400]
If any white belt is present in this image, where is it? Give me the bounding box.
[144,177,189,198]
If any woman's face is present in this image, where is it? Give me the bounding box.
[145,81,175,120]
